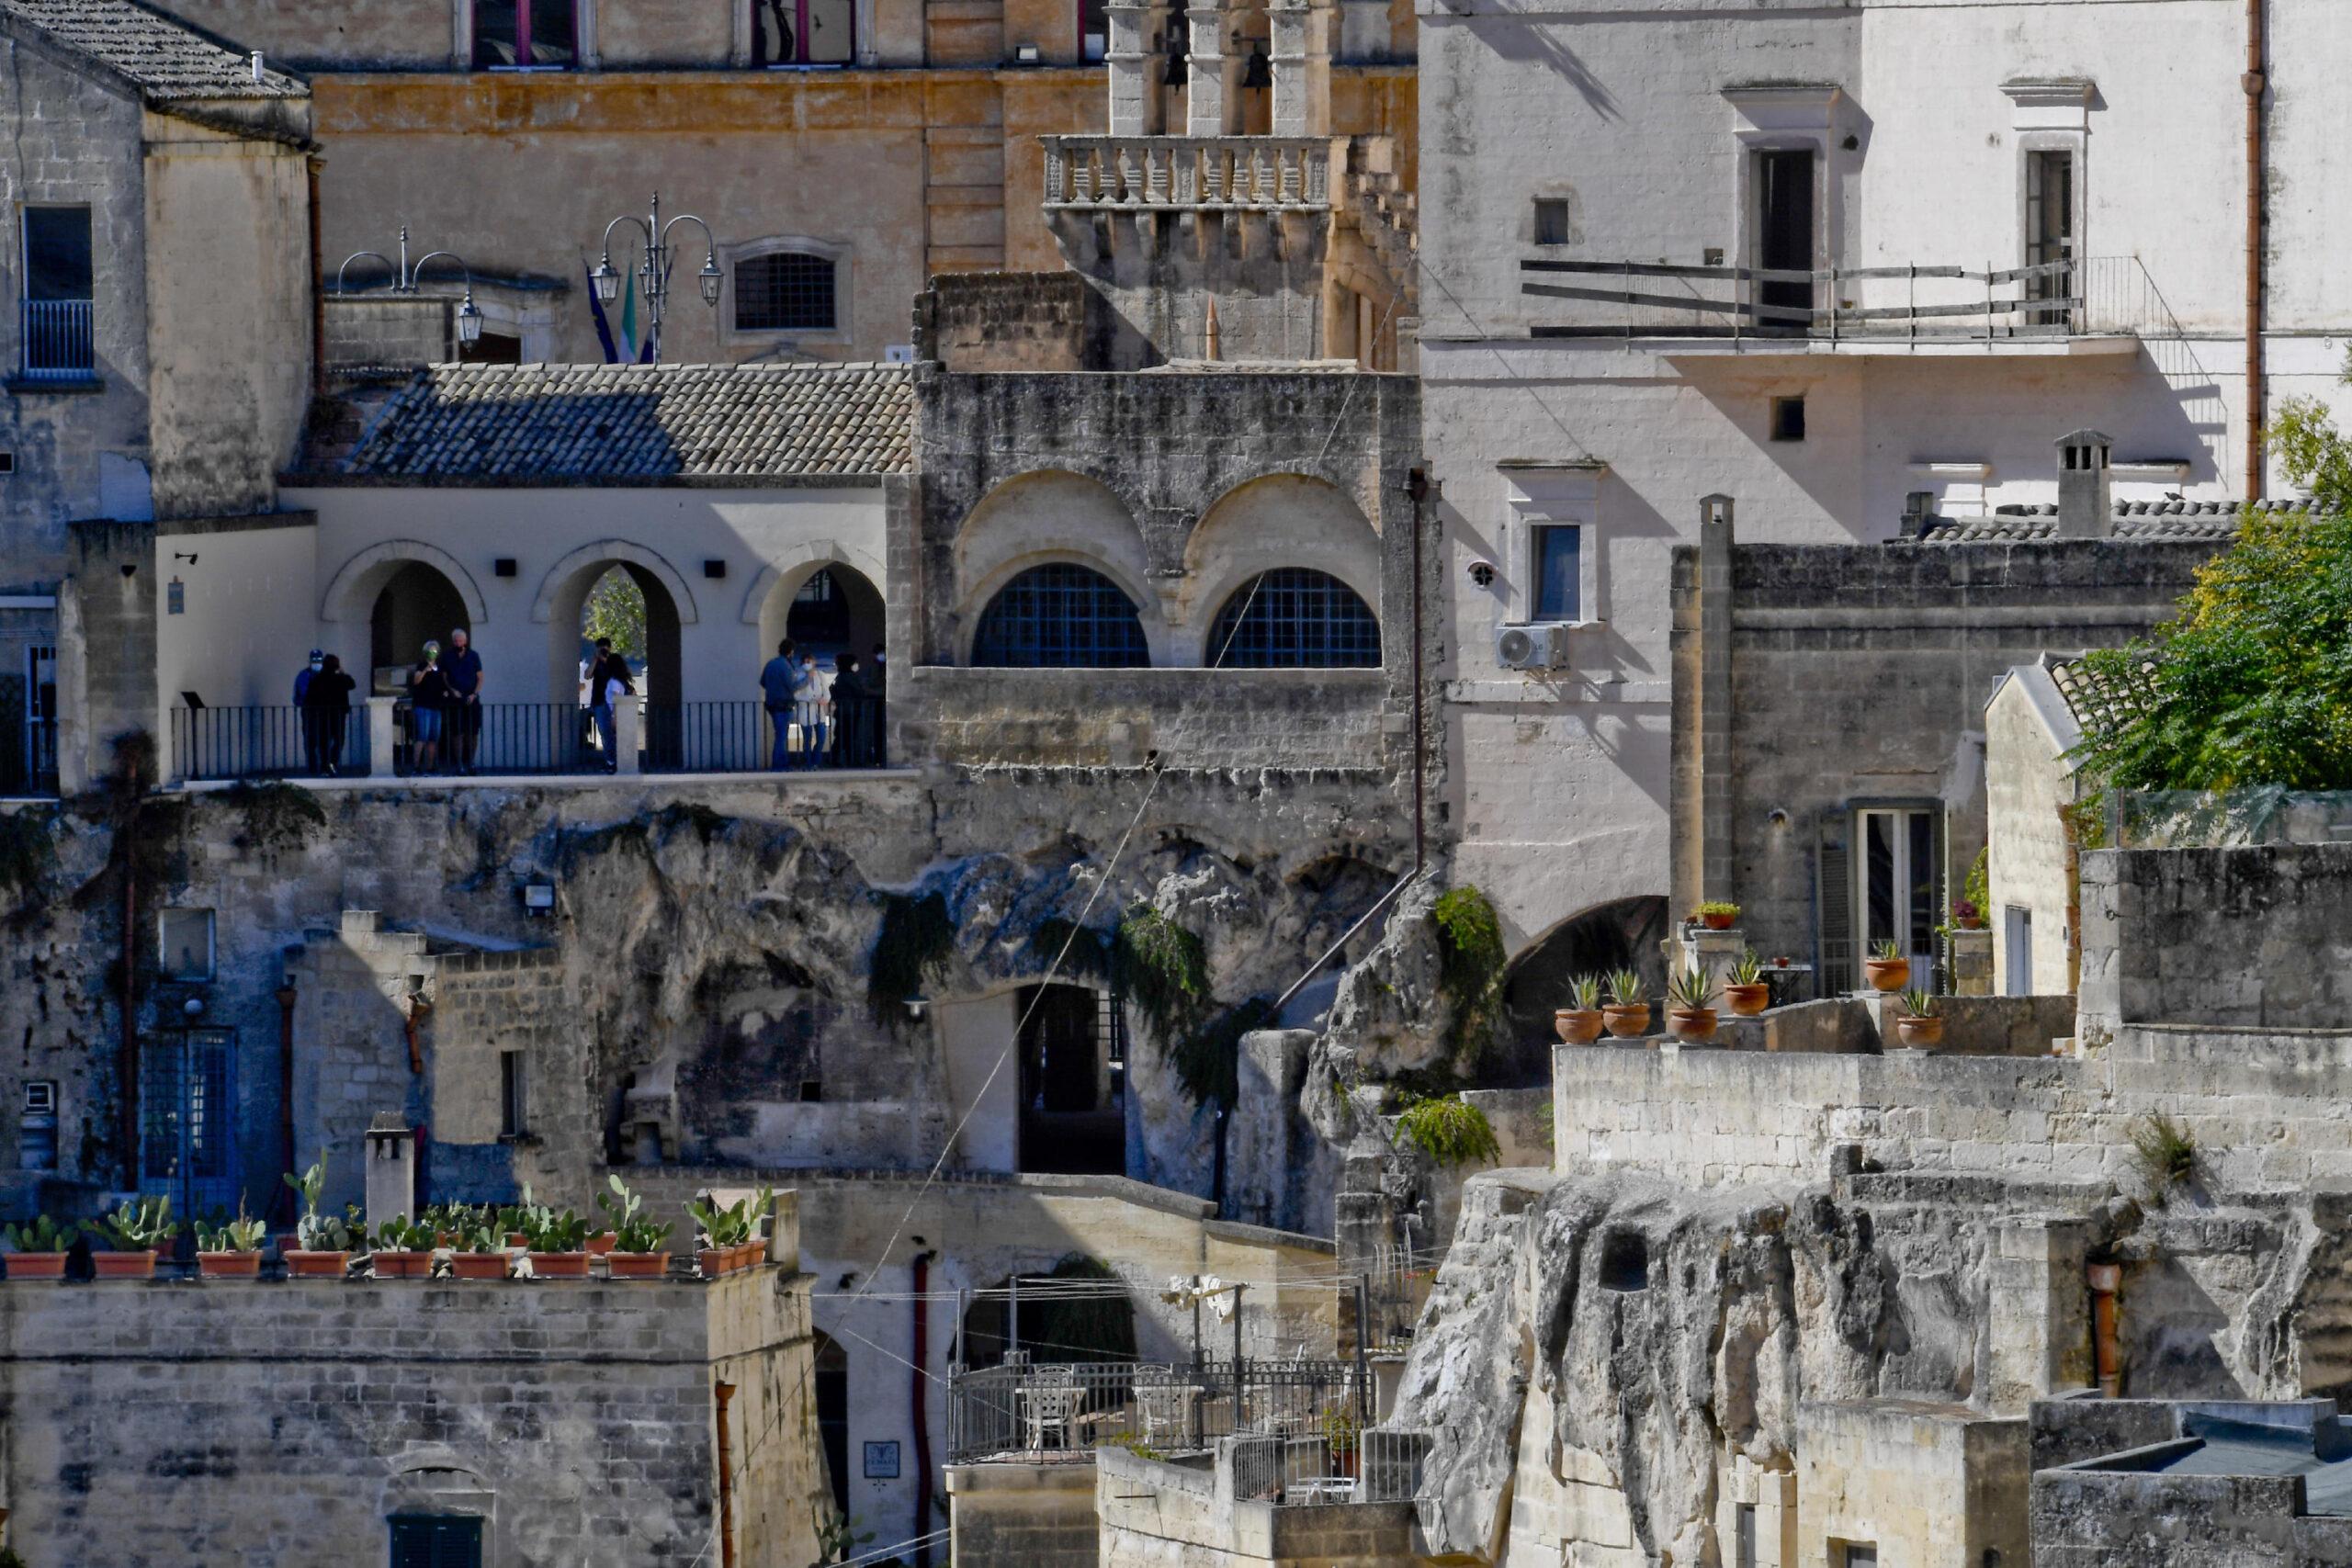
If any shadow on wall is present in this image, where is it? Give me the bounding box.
[1493,895,1670,1085]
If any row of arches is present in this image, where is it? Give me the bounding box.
[969,564,1380,670]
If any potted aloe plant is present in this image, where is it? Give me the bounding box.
[524,1205,592,1279]
[1554,975,1605,1046]
[1896,988,1944,1048]
[96,1195,176,1280]
[371,1215,436,1279]
[2,1216,79,1280]
[1664,965,1718,1043]
[599,1175,674,1279]
[195,1205,267,1279]
[449,1219,511,1280]
[1864,938,1910,993]
[1723,951,1770,1017]
[282,1156,361,1279]
[1601,968,1649,1039]
[1696,900,1740,932]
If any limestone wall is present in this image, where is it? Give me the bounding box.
[946,1461,1101,1568]
[908,668,1388,769]
[0,1268,824,1568]
[2030,1467,2352,1567]
[1984,663,2083,996]
[1793,1400,2028,1568]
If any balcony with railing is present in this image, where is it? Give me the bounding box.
[17,299,95,384]
[1042,136,1333,213]
[1521,254,2176,355]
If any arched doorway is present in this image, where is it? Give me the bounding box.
[369,562,469,694]
[957,1255,1138,1366]
[812,1331,850,1520]
[1496,896,1672,1085]
[1016,981,1125,1175]
[757,562,886,670]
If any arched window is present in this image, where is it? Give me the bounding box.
[1206,569,1379,668]
[736,252,837,333]
[972,564,1148,668]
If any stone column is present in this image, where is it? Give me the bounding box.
[615,696,642,775]
[1185,0,1230,136]
[1949,927,1995,995]
[1669,497,1735,921]
[365,696,397,779]
[1674,924,1748,997]
[1265,0,1329,136]
[1106,0,1163,134]
[363,1113,418,1231]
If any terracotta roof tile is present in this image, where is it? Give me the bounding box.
[1910,498,2324,545]
[0,0,307,100]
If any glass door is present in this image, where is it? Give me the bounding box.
[1857,807,1938,993]
[2026,150,2075,328]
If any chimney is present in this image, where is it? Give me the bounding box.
[251,51,266,84]
[363,1112,418,1233]
[2054,429,2114,538]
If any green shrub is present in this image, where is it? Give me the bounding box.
[2132,1112,2197,1192]
[1431,885,1506,1055]
[867,891,956,1020]
[1394,1094,1501,1169]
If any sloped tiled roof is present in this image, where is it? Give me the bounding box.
[0,0,307,100]
[1912,497,2323,545]
[2047,652,2154,732]
[340,363,914,481]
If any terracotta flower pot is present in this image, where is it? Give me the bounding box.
[586,1232,616,1257]
[1896,1015,1946,1048]
[285,1250,350,1280]
[733,1241,767,1270]
[1555,1008,1605,1046]
[607,1250,669,1280]
[506,1232,529,1249]
[6,1252,69,1280]
[1956,913,1984,931]
[1724,983,1771,1018]
[529,1252,591,1280]
[699,1247,733,1280]
[372,1250,433,1280]
[1702,911,1736,931]
[198,1250,263,1279]
[450,1252,510,1280]
[1667,1007,1718,1043]
[1600,1003,1650,1039]
[93,1250,156,1280]
[1863,957,1910,993]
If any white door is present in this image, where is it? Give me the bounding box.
[1857,807,1938,991]
[2004,905,2033,996]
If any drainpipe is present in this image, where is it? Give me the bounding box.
[2244,0,2267,498]
[274,981,299,1223]
[713,1380,739,1568]
[119,849,138,1187]
[308,153,328,397]
[911,1249,939,1568]
[2087,1261,2122,1398]
[1404,467,1430,874]
[403,993,431,1077]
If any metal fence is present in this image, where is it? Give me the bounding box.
[20,299,94,380]
[945,1358,1369,1463]
[1229,1427,1432,1507]
[639,697,886,773]
[171,705,370,783]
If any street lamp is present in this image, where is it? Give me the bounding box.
[592,192,723,365]
[336,227,486,347]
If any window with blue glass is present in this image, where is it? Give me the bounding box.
[971,564,1149,668]
[1532,525,1580,622]
[1206,569,1380,668]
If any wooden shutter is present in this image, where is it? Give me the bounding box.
[1816,811,1853,997]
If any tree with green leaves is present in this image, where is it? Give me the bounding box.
[583,565,647,665]
[2070,392,2352,791]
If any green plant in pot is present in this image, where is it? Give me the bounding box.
[1895,987,1945,1048]
[283,1153,359,1278]
[194,1204,268,1280]
[1863,937,1910,994]
[1696,900,1740,931]
[448,1217,512,1280]
[1554,974,1605,1045]
[1723,950,1771,1017]
[1664,965,1719,1043]
[523,1205,593,1279]
[2,1214,81,1280]
[371,1214,436,1280]
[1600,968,1650,1039]
[687,1185,775,1277]
[600,1175,674,1279]
[96,1195,177,1280]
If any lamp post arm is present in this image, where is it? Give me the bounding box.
[334,252,396,297]
[409,252,476,292]
[598,214,654,262]
[658,214,718,288]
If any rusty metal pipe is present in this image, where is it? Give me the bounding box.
[714,1380,738,1568]
[2088,1261,2122,1398]
[2245,0,2267,498]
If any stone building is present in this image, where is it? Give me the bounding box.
[149,0,1416,368]
[1983,652,2098,998]
[0,0,316,795]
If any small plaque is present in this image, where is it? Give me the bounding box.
[863,1440,900,1480]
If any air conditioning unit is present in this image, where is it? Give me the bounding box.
[1495,622,1572,671]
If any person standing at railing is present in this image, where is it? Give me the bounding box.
[294,649,324,773]
[445,627,484,775]
[831,653,874,768]
[797,649,827,769]
[759,637,800,772]
[411,640,451,775]
[867,641,888,769]
[589,637,635,774]
[303,654,357,778]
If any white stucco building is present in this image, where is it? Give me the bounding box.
[1416,0,2352,957]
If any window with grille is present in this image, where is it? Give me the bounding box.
[736,252,838,333]
[389,1515,483,1568]
[971,564,1148,669]
[141,1030,235,1213]
[1206,569,1379,668]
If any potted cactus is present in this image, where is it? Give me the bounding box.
[449,1220,511,1280]
[195,1205,267,1279]
[1554,975,1605,1046]
[1723,950,1770,1017]
[599,1176,675,1279]
[1601,969,1650,1039]
[1895,989,1944,1048]
[1665,966,1718,1043]
[1863,938,1910,993]
[524,1206,592,1280]
[371,1215,437,1279]
[688,1186,775,1277]
[2,1216,80,1280]
[282,1156,361,1278]
[96,1196,176,1280]
[1696,900,1740,932]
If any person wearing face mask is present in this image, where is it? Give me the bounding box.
[294,649,325,774]
[411,640,451,775]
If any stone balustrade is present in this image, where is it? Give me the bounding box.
[1041,135,1333,211]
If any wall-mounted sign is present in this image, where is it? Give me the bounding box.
[862,1441,900,1480]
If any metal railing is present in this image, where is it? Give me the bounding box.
[1521,254,2165,342]
[410,702,582,775]
[19,299,94,380]
[1229,1427,1432,1506]
[945,1357,1369,1463]
[1042,136,1332,211]
[171,706,370,783]
[639,696,888,773]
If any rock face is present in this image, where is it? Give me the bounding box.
[1324,873,1458,1078]
[1394,1168,2352,1564]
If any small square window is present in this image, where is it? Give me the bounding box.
[1532,525,1580,622]
[798,1079,823,1104]
[1532,198,1571,246]
[160,908,215,981]
[1770,396,1806,443]
[500,1050,528,1137]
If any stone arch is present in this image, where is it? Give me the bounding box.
[959,554,1162,667]
[1176,473,1382,661]
[529,540,699,626]
[954,468,1156,619]
[319,539,488,625]
[737,537,888,626]
[1496,894,1673,1081]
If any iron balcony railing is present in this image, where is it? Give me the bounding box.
[945,1357,1369,1464]
[1521,254,2166,343]
[1228,1427,1433,1508]
[639,696,888,773]
[171,706,371,784]
[19,299,94,380]
[1042,136,1332,211]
